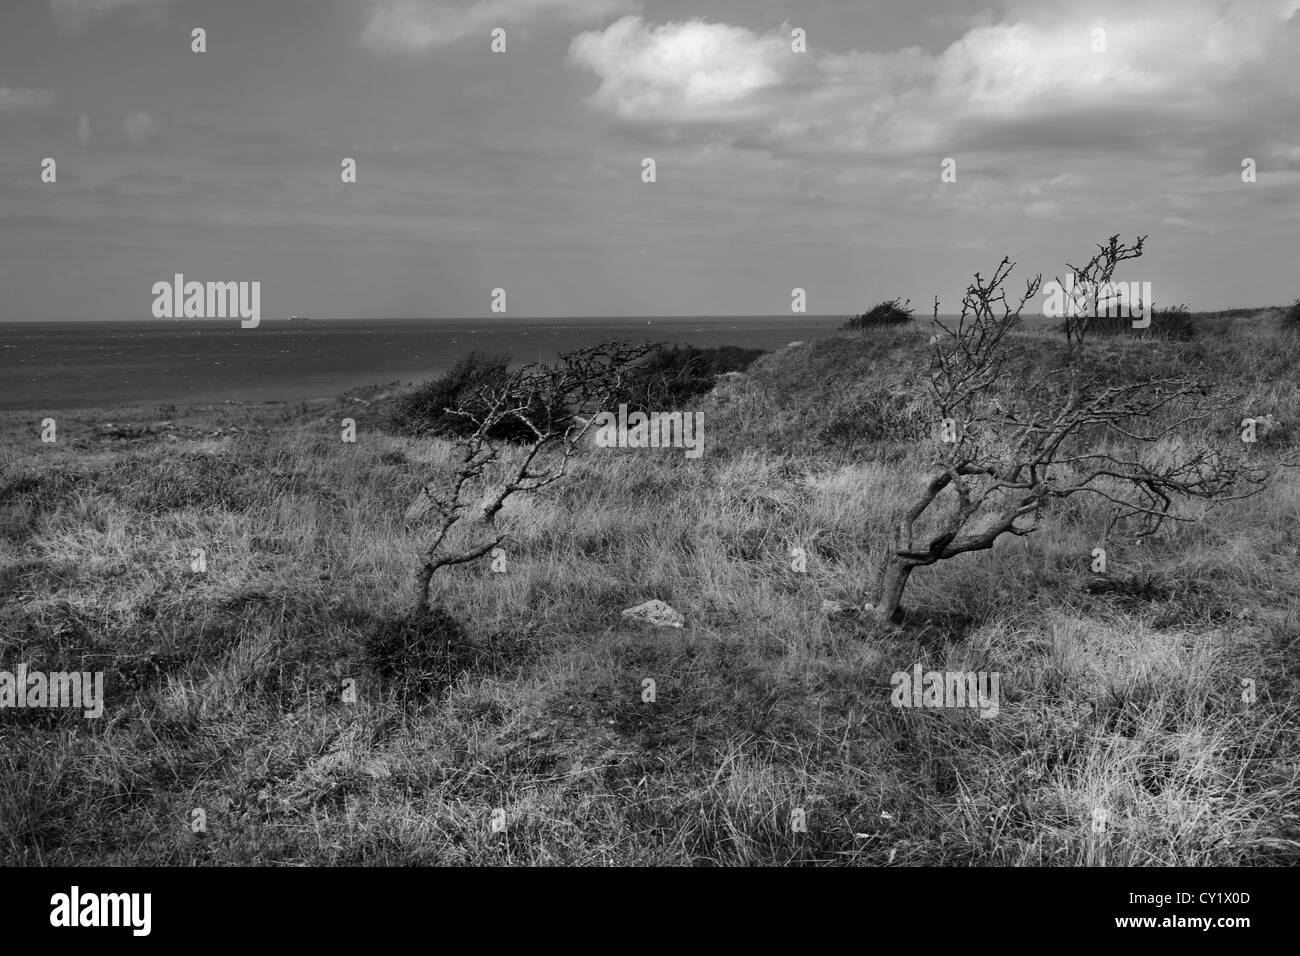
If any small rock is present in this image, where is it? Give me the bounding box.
[1251,413,1284,442]
[621,599,685,629]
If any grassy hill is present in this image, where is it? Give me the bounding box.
[1,310,1297,865]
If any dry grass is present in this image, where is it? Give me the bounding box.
[1,315,1297,865]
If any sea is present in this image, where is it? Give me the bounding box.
[0,316,849,411]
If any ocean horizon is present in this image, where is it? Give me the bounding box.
[0,315,858,411]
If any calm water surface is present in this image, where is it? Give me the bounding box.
[0,317,848,410]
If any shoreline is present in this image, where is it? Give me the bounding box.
[0,378,418,415]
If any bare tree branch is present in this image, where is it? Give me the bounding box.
[409,341,654,612]
[864,239,1271,629]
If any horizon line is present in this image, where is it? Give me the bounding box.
[0,307,1283,324]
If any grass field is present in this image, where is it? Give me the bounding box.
[2,312,1297,865]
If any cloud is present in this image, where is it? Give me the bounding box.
[50,0,171,30]
[927,1,1291,117]
[568,0,1300,158]
[568,16,800,122]
[121,111,156,144]
[0,87,56,112]
[362,0,636,52]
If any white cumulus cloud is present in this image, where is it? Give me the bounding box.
[568,16,800,122]
[567,0,1300,157]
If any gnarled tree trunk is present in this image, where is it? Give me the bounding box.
[867,554,912,624]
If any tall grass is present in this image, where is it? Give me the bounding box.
[0,313,1296,865]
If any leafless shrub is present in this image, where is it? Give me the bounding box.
[864,240,1270,629]
[407,341,653,613]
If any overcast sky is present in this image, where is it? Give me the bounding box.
[1,0,1298,320]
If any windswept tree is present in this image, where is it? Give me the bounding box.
[843,298,916,330]
[864,241,1267,628]
[406,341,652,614]
[1055,233,1148,352]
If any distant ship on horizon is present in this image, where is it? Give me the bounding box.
[288,315,310,323]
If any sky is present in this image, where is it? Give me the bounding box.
[1,0,1298,320]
